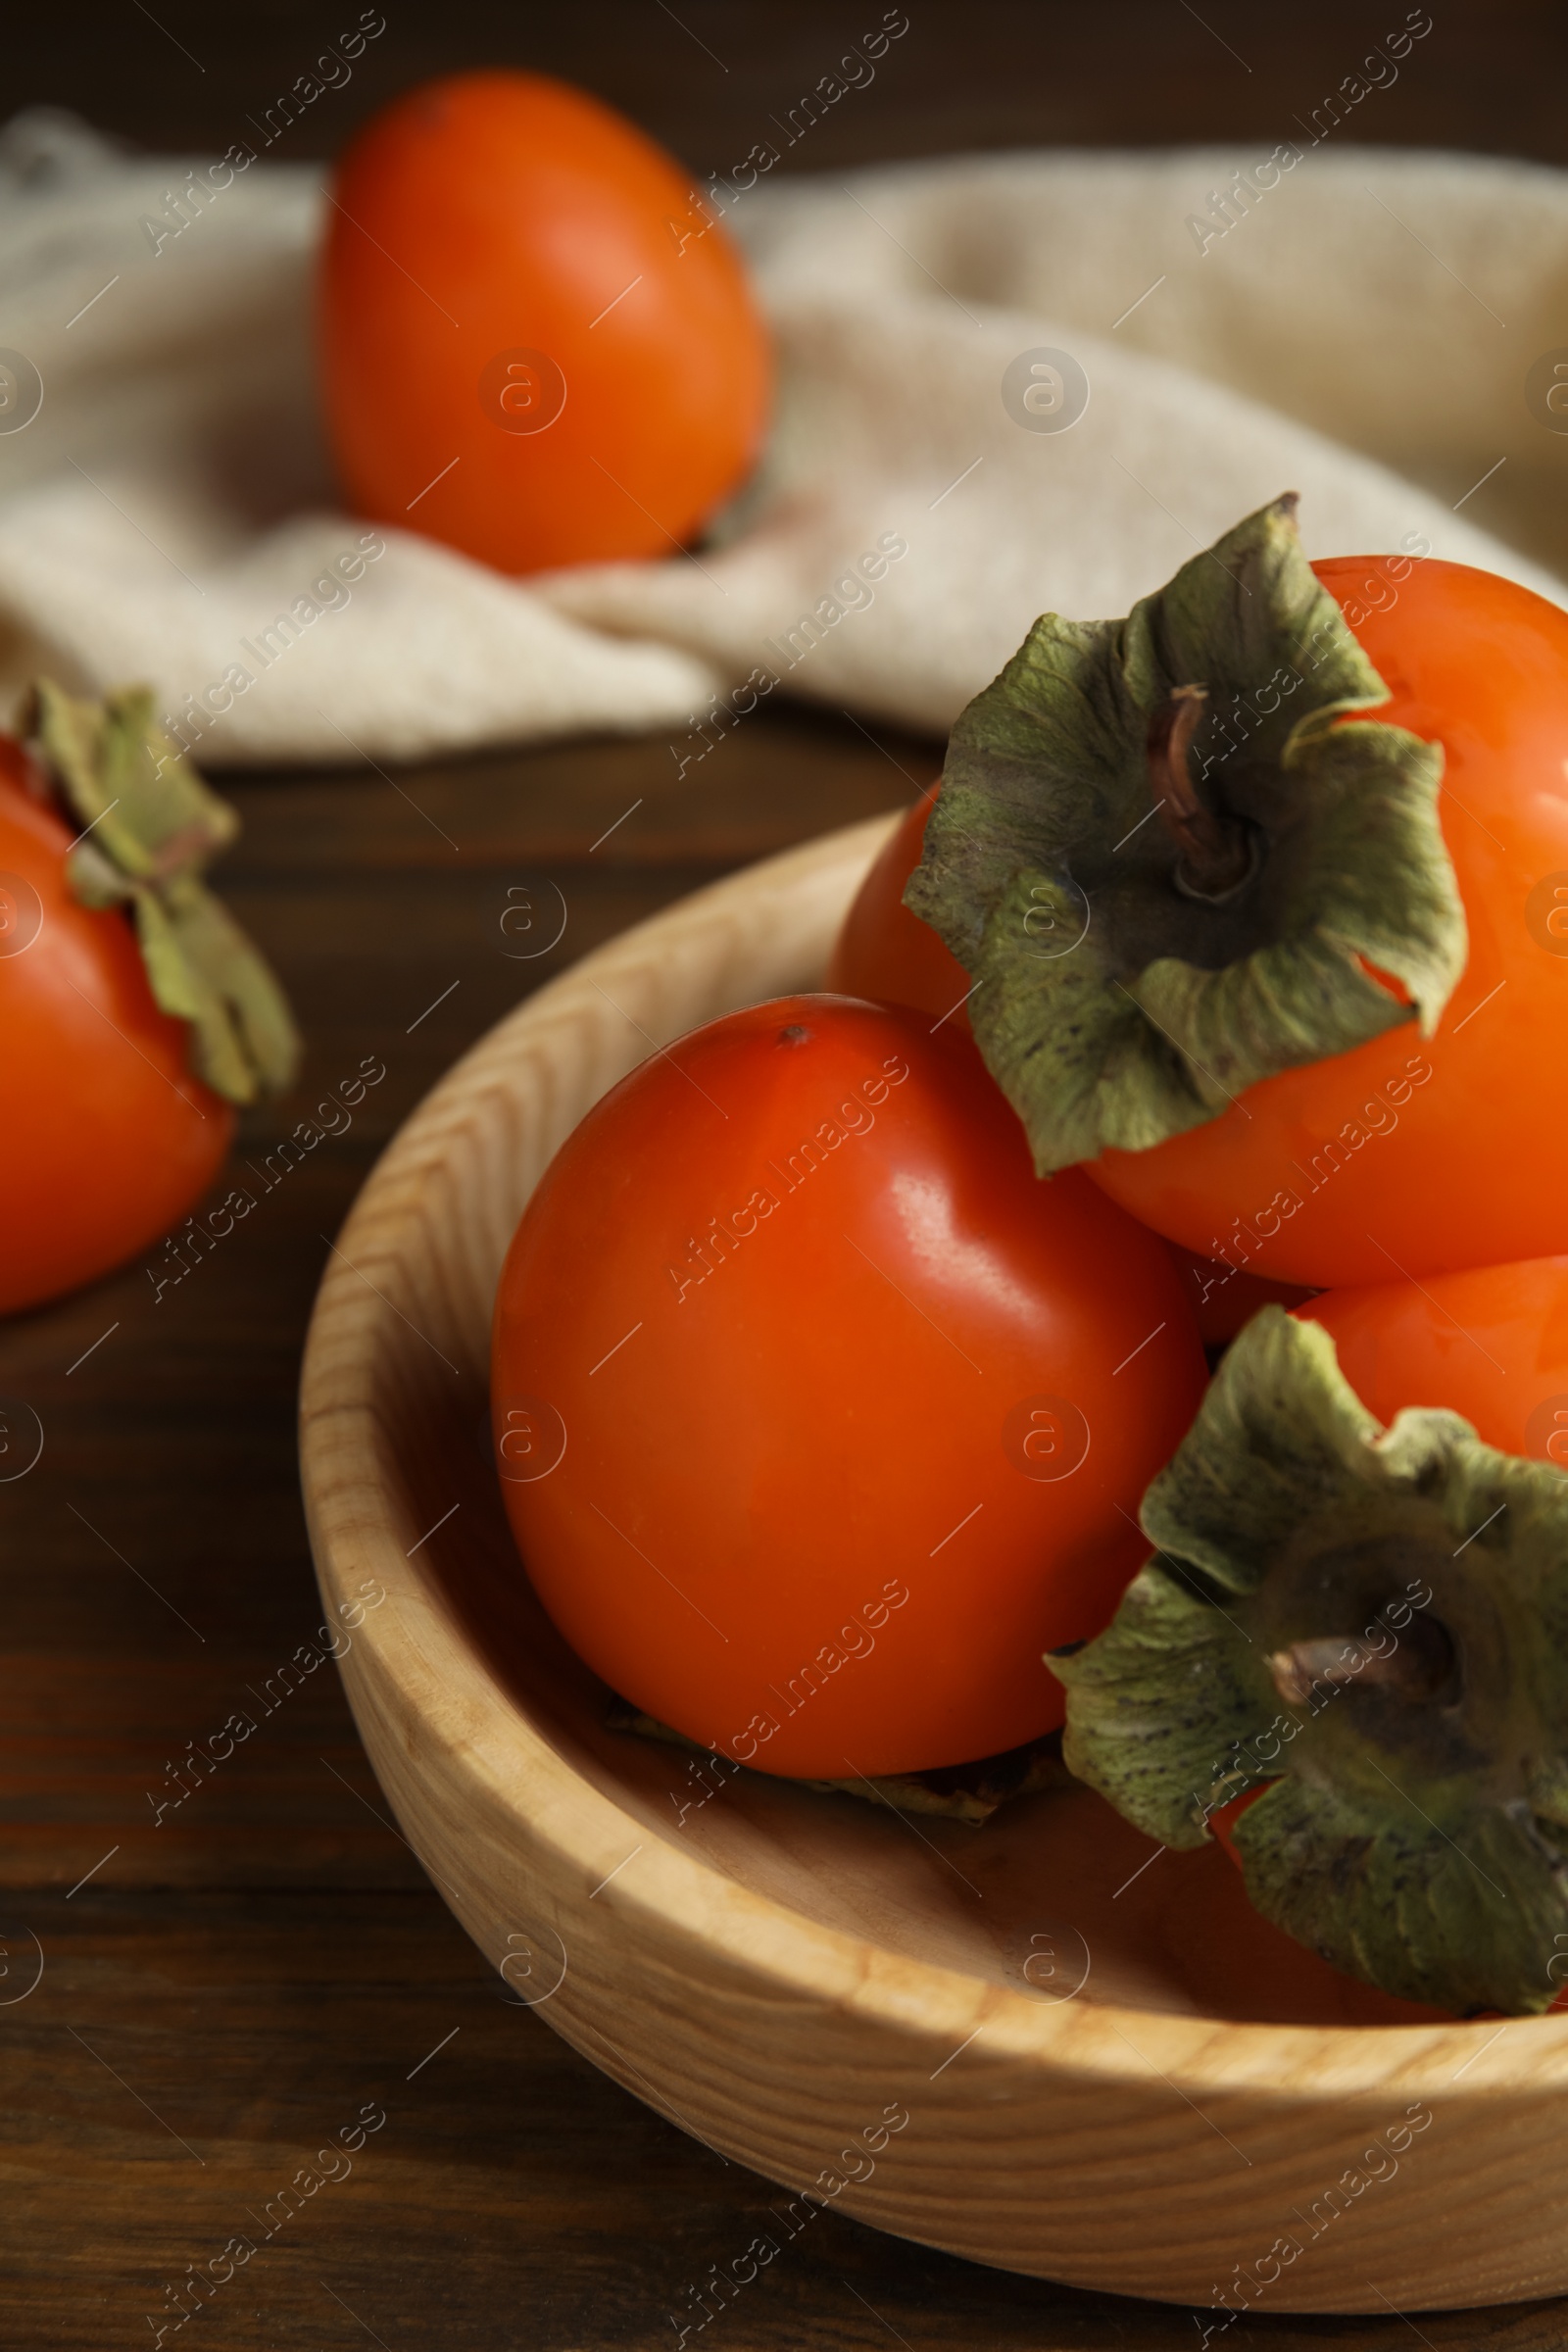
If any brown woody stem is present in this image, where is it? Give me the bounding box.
[1267,1622,1456,1708]
[1149,684,1254,901]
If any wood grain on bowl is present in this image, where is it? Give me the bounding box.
[299,814,1568,2315]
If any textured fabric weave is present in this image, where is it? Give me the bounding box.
[0,110,1560,766]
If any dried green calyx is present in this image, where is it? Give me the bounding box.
[609,1698,1069,1823]
[905,496,1466,1172]
[1053,1306,1568,2016]
[28,680,300,1103]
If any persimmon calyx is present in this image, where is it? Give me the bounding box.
[1051,1305,1568,2017]
[27,680,300,1104]
[904,495,1466,1173]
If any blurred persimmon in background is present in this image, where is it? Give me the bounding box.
[317,70,772,575]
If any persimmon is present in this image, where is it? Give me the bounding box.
[1056,1302,1568,2016]
[492,996,1205,1778]
[1299,1256,1568,1460]
[906,497,1568,1286]
[0,686,298,1316]
[318,71,771,575]
[826,788,970,1025]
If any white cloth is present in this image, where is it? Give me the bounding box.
[1,106,1564,766]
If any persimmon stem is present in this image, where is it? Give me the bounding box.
[1149,685,1254,900]
[1268,1625,1455,1708]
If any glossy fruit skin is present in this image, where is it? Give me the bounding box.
[492,995,1206,1778]
[1088,557,1568,1286]
[0,750,232,1315]
[1298,1258,1568,1464]
[318,71,771,575]
[826,789,971,1025]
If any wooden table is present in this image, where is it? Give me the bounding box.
[10,5,1568,2345]
[8,724,1562,2352]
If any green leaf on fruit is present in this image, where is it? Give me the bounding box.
[906,496,1466,1170]
[1053,1306,1568,2016]
[29,680,300,1103]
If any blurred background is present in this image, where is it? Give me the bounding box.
[26,0,1568,169]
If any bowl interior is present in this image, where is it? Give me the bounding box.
[321,816,1441,2038]
[431,1433,1438,2027]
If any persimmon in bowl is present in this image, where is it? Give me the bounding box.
[299,813,1568,2316]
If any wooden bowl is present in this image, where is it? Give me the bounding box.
[300,815,1568,2316]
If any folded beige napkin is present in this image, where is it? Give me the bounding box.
[0,106,1562,765]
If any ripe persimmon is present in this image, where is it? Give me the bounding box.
[0,688,297,1316]
[318,71,771,575]
[492,997,1205,1778]
[901,500,1568,1287]
[826,788,970,1026]
[1056,1301,1568,2016]
[1088,552,1568,1285]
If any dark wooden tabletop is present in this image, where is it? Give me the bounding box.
[9,5,1568,2346]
